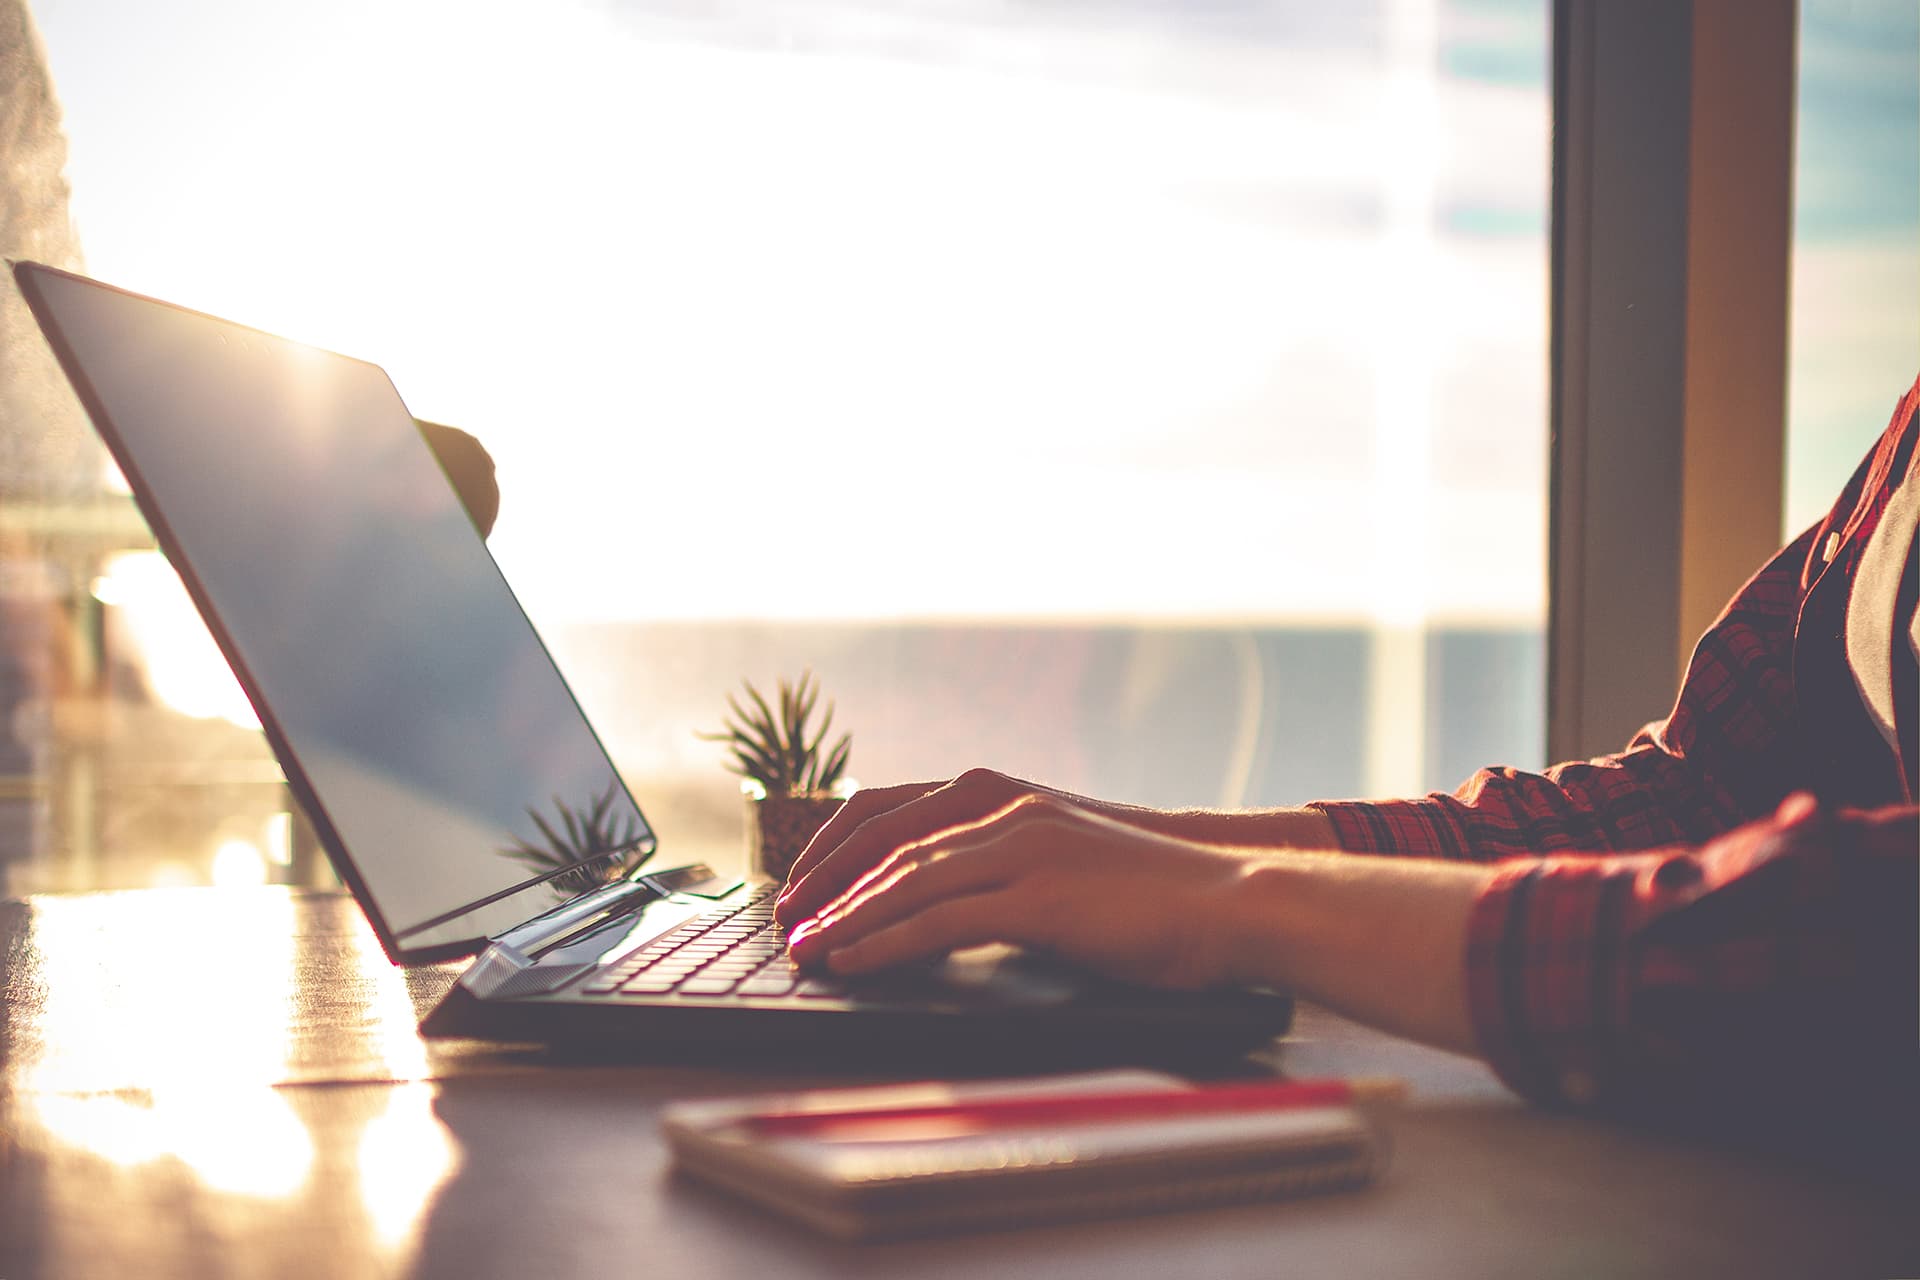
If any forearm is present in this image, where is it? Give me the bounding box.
[1091,800,1339,851]
[1218,852,1492,1056]
[1227,798,1918,1126]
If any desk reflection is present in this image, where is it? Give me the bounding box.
[0,889,469,1276]
[7,1082,463,1276]
[5,888,1914,1280]
[2,887,452,1093]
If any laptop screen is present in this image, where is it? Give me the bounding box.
[17,264,655,960]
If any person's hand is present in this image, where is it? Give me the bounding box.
[775,769,1090,929]
[780,783,1267,990]
[774,768,1339,932]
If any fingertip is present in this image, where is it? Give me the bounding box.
[785,927,824,968]
[776,898,818,931]
[774,877,809,924]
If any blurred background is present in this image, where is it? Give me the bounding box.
[0,0,1913,894]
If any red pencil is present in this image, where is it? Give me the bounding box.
[740,1076,1408,1138]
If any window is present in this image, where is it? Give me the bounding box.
[2,0,1549,892]
[1785,0,1920,534]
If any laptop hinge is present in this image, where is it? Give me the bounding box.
[490,876,661,957]
[486,862,742,958]
[462,864,742,1000]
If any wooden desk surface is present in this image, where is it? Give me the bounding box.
[2,888,1914,1279]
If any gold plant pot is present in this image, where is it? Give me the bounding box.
[746,789,846,882]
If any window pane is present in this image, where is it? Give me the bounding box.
[1786,0,1920,534]
[4,0,1548,893]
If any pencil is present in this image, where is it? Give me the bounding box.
[741,1076,1408,1137]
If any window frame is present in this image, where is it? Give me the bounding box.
[1548,0,1795,762]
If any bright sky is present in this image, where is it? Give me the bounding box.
[29,0,1557,626]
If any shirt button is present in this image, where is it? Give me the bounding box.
[1822,531,1841,563]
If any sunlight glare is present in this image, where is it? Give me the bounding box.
[356,1085,460,1255]
[27,1089,315,1201]
[18,892,314,1201]
[97,550,259,729]
[212,838,270,887]
[48,1,1543,630]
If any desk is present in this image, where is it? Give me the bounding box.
[2,888,1914,1279]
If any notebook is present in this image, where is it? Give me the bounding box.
[11,261,1294,1065]
[663,1070,1384,1239]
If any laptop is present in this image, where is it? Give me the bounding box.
[12,261,1294,1065]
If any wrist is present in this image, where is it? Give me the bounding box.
[1209,853,1322,988]
[1112,804,1341,851]
[1213,853,1487,1054]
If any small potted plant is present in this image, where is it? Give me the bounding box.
[703,671,852,880]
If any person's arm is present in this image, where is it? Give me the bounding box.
[782,789,1485,1054]
[1319,379,1916,867]
[776,770,1335,928]
[787,791,1919,1125]
[1309,523,1818,864]
[777,519,1815,930]
[1456,795,1917,1125]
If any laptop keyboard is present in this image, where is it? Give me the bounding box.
[577,884,847,1000]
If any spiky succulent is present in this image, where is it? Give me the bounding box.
[702,671,851,796]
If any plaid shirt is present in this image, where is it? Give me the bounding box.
[1313,376,1920,1123]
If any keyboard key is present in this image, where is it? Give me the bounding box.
[650,926,707,946]
[793,979,848,999]
[647,962,704,980]
[618,975,681,994]
[579,886,807,1001]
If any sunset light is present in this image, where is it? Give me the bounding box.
[36,1,1548,631]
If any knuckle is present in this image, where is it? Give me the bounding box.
[954,767,1012,797]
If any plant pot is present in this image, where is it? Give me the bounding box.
[746,790,846,881]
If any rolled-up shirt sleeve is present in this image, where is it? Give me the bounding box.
[1305,384,1920,1126]
[1460,797,1917,1122]
[1308,525,1813,863]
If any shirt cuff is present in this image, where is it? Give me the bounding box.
[1463,854,1651,1107]
[1308,798,1474,859]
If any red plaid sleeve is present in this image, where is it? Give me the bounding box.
[1309,521,1813,860]
[1313,374,1920,861]
[1461,797,1918,1122]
